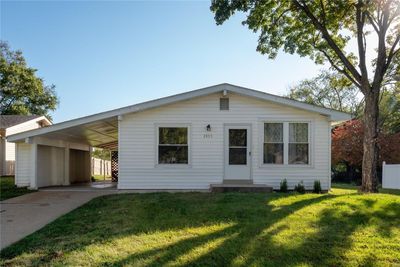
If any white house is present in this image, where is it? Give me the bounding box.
[0,115,51,176]
[7,84,350,191]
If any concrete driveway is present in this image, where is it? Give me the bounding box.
[0,190,115,250]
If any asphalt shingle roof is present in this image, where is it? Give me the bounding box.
[0,115,41,129]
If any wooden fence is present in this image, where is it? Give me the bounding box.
[91,158,111,177]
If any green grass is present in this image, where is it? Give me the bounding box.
[1,184,399,266]
[0,176,35,201]
[92,175,112,182]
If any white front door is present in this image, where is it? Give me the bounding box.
[224,125,251,180]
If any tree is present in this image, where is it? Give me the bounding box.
[332,119,400,171]
[92,148,111,160]
[0,41,58,119]
[287,70,361,114]
[211,0,400,192]
[288,70,400,133]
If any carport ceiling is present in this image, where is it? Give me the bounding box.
[36,117,118,150]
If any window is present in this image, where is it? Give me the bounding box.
[289,123,309,164]
[220,98,229,110]
[229,129,247,165]
[158,127,188,164]
[263,123,284,164]
[263,122,310,165]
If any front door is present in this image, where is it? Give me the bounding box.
[224,125,251,180]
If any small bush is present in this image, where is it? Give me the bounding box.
[91,176,96,182]
[280,179,288,192]
[294,181,306,194]
[313,180,322,193]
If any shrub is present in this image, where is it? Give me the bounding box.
[91,176,96,182]
[280,179,288,192]
[313,180,322,193]
[294,181,306,194]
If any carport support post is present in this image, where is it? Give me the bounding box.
[29,141,38,190]
[64,147,70,186]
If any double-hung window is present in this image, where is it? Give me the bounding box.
[263,123,284,164]
[158,127,189,164]
[289,123,309,164]
[263,122,310,165]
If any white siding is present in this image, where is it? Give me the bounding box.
[119,92,331,190]
[4,119,42,175]
[6,119,41,136]
[15,143,32,187]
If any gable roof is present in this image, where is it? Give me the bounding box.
[7,83,351,143]
[0,115,43,129]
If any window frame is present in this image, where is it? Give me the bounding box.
[263,122,284,165]
[155,124,191,168]
[288,122,310,165]
[260,119,312,168]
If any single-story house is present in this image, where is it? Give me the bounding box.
[0,115,51,176]
[7,84,350,190]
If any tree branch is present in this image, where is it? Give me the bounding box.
[319,48,362,89]
[366,12,379,34]
[293,0,363,85]
[385,33,400,72]
[356,1,370,86]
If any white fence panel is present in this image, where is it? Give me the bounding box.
[92,158,111,176]
[382,162,400,189]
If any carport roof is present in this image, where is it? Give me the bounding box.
[7,83,351,149]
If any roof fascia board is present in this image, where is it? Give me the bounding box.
[6,116,51,132]
[7,83,350,142]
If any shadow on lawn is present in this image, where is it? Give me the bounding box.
[1,192,399,266]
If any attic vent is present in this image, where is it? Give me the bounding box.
[220,98,229,110]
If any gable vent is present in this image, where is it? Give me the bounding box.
[220,98,229,110]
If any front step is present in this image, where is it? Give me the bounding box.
[210,183,273,193]
[223,179,253,185]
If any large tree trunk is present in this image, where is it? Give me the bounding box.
[361,89,380,192]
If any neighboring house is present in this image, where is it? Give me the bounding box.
[0,115,51,176]
[7,84,350,190]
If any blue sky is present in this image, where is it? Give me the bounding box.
[1,1,323,123]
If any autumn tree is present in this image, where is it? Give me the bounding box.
[211,0,400,192]
[332,119,400,174]
[0,41,58,119]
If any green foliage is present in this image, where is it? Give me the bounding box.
[280,178,288,193]
[288,70,400,133]
[294,181,306,194]
[92,148,110,160]
[379,86,400,134]
[287,70,360,114]
[212,1,357,65]
[2,188,399,266]
[0,41,58,118]
[313,180,322,194]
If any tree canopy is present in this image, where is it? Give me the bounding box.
[287,70,400,133]
[286,70,361,114]
[0,41,58,119]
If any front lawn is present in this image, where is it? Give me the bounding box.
[0,176,35,201]
[1,185,399,266]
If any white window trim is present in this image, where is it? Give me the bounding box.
[258,118,314,168]
[155,123,192,168]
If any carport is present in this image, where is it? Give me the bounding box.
[7,115,119,189]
